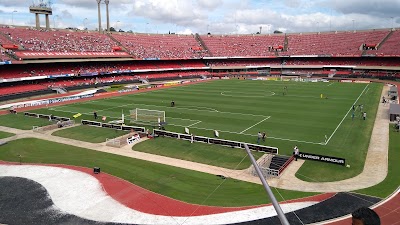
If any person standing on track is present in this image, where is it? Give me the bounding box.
[293,145,299,161]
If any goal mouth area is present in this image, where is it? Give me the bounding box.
[127,119,162,127]
[129,108,166,127]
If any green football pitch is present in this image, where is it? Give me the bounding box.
[31,79,382,182]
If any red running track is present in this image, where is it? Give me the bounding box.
[0,161,335,216]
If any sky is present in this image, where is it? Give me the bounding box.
[0,0,399,34]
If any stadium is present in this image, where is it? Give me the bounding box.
[0,1,399,225]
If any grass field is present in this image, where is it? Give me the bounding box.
[53,125,129,143]
[0,113,53,130]
[29,79,382,182]
[133,137,265,169]
[0,131,14,139]
[355,130,400,198]
[0,138,317,206]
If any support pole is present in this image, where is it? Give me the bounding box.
[35,13,40,29]
[244,144,290,225]
[45,14,50,30]
[105,0,110,32]
[97,0,102,33]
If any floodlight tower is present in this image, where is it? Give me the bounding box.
[96,0,102,33]
[29,0,53,30]
[105,0,110,32]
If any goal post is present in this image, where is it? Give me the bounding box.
[130,108,166,125]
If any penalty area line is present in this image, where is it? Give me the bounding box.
[186,121,202,128]
[167,124,325,145]
[239,117,271,134]
[325,84,370,145]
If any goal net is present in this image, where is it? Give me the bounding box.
[130,108,166,125]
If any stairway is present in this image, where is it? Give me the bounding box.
[107,33,132,56]
[269,155,291,171]
[51,87,68,94]
[376,30,394,50]
[283,34,289,51]
[194,33,212,57]
[0,31,24,50]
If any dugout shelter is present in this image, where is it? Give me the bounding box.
[389,104,400,122]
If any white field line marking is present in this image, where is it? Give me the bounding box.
[221,91,276,98]
[47,108,123,120]
[186,121,202,128]
[97,103,135,112]
[49,102,266,119]
[284,94,353,100]
[325,84,370,145]
[168,125,325,145]
[327,83,334,87]
[364,88,370,95]
[48,108,324,145]
[178,106,219,112]
[132,103,266,118]
[239,117,271,134]
[166,117,199,122]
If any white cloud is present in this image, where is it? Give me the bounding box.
[0,0,27,7]
[0,0,398,34]
[196,0,223,10]
[326,0,400,17]
[60,10,73,20]
[56,0,131,9]
[284,0,302,8]
[177,28,194,35]
[129,0,208,26]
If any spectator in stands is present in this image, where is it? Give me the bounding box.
[351,207,380,225]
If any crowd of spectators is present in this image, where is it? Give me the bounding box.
[0,27,115,52]
[0,49,13,62]
[200,34,284,57]
[0,27,399,58]
[112,33,208,59]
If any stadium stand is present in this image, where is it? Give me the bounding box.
[0,27,115,52]
[0,83,47,96]
[1,26,400,101]
[283,30,390,56]
[200,34,285,57]
[374,30,400,56]
[111,33,208,59]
